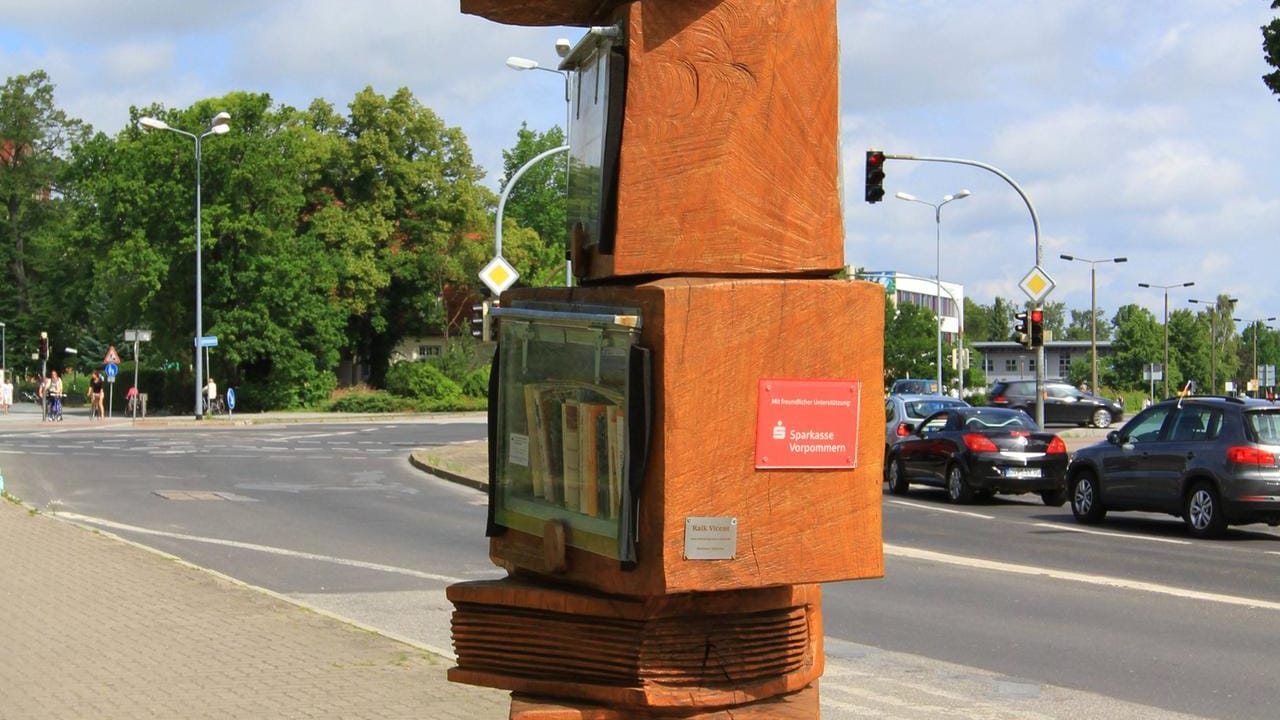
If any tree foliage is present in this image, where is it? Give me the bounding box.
[1,69,536,410]
[499,123,568,287]
[883,294,939,386]
[1264,1,1280,99]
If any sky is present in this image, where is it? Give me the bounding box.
[2,0,1278,326]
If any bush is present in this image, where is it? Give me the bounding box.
[327,389,416,413]
[385,361,462,403]
[460,365,490,398]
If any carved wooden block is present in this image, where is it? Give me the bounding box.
[490,278,885,595]
[449,577,823,710]
[508,684,820,719]
[467,0,843,280]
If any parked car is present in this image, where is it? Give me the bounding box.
[885,406,1069,505]
[1065,396,1280,538]
[884,393,970,478]
[988,379,1124,428]
[890,378,940,395]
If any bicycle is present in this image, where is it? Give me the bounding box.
[46,393,64,422]
[205,396,226,416]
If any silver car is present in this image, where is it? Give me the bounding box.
[884,393,970,479]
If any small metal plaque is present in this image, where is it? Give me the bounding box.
[684,517,737,560]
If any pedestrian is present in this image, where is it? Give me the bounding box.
[89,369,106,420]
[0,371,11,414]
[126,384,139,415]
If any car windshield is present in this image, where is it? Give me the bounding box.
[1245,410,1280,444]
[904,399,965,419]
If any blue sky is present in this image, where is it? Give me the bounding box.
[2,1,1278,325]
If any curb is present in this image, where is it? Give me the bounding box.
[409,448,489,493]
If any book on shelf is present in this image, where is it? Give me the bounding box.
[561,400,582,512]
[523,384,545,498]
[607,405,623,520]
[578,402,612,517]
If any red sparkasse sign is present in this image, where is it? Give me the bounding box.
[755,378,860,469]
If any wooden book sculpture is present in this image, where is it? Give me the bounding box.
[451,2,885,717]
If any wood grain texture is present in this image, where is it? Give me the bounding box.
[490,279,885,596]
[459,0,628,27]
[508,683,819,719]
[448,578,823,710]
[585,0,844,279]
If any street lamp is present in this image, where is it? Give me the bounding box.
[1138,280,1195,398]
[896,190,971,395]
[0,321,5,379]
[1059,254,1127,395]
[507,53,573,286]
[1234,316,1276,396]
[1188,297,1238,394]
[139,111,230,420]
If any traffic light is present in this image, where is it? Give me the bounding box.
[471,301,488,340]
[38,331,49,360]
[470,299,500,342]
[865,150,886,203]
[1013,312,1031,348]
[1030,308,1045,348]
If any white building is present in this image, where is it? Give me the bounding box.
[857,270,964,343]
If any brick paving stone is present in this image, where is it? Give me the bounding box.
[0,497,509,719]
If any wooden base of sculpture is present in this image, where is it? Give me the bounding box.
[449,577,822,712]
[507,684,819,719]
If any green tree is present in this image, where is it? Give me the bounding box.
[0,70,90,363]
[989,297,1016,341]
[963,297,989,343]
[337,86,492,386]
[1264,1,1280,98]
[1109,304,1164,391]
[883,294,938,387]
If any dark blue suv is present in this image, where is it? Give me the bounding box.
[1066,396,1280,538]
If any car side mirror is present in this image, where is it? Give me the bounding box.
[1107,430,1122,445]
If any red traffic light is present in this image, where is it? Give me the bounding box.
[1030,309,1043,323]
[867,151,884,167]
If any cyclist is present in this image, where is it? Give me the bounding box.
[89,369,106,420]
[44,370,64,422]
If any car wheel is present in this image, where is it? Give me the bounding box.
[1091,408,1113,429]
[1070,471,1106,524]
[887,457,910,495]
[1184,481,1228,539]
[946,464,973,504]
[1041,487,1067,507]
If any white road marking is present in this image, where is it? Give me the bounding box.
[886,499,995,520]
[56,512,469,583]
[886,543,1280,611]
[265,430,364,443]
[1033,522,1190,545]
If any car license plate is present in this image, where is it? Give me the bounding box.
[1004,467,1041,479]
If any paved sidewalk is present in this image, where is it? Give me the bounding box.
[0,493,508,719]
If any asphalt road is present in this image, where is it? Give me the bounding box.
[2,413,1276,718]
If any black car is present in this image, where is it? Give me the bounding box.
[886,407,1069,505]
[988,380,1124,428]
[1066,396,1280,538]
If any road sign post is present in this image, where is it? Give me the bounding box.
[125,329,152,421]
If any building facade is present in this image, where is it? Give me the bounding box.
[972,340,1114,386]
[858,270,964,343]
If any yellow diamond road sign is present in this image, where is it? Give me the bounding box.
[1018,265,1056,303]
[479,256,518,296]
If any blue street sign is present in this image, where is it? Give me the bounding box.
[226,388,236,410]
[104,362,118,380]
[197,336,219,348]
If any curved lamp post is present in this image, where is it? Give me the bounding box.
[1187,297,1238,394]
[507,55,573,286]
[1060,254,1126,394]
[1138,280,1195,398]
[896,190,971,395]
[139,111,230,420]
